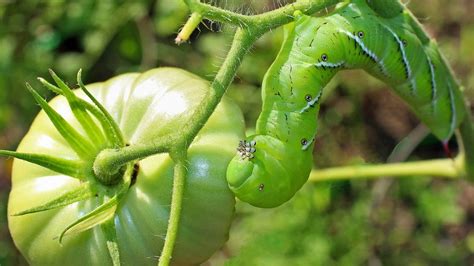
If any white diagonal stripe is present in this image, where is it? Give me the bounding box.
[315,61,345,68]
[381,24,417,94]
[300,90,323,113]
[446,80,456,140]
[339,29,389,76]
[427,56,437,103]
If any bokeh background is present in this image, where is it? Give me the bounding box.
[1,0,474,265]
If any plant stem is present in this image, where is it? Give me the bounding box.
[183,0,341,31]
[93,138,171,183]
[183,0,252,26]
[177,28,257,148]
[457,102,474,179]
[175,12,202,44]
[309,157,462,182]
[158,156,187,266]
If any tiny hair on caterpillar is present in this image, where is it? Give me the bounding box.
[226,0,465,208]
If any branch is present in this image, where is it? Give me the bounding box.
[309,157,463,182]
[183,0,341,33]
[158,154,188,266]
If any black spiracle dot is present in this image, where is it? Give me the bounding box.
[402,39,408,47]
[321,54,328,61]
[258,183,264,191]
[358,31,364,38]
[305,94,312,102]
[301,138,308,146]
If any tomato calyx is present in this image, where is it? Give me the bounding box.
[3,70,136,263]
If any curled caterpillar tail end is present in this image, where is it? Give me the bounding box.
[226,135,312,208]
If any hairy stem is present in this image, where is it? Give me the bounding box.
[93,138,171,182]
[175,12,203,44]
[183,0,341,31]
[309,157,463,182]
[176,28,257,147]
[158,155,188,266]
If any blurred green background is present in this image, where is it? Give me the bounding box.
[1,0,474,265]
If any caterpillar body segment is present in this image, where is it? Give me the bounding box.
[365,0,404,18]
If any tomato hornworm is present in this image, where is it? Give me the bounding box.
[227,0,465,208]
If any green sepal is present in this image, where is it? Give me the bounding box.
[57,166,131,243]
[12,183,95,216]
[0,150,87,178]
[77,69,125,147]
[81,101,123,148]
[38,77,123,148]
[58,195,118,243]
[37,77,62,94]
[101,217,121,266]
[48,69,106,145]
[26,83,96,159]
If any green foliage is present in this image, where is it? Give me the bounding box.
[224,179,470,265]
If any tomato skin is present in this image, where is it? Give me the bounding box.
[7,68,245,265]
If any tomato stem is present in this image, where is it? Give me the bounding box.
[158,155,187,266]
[175,12,202,44]
[92,138,171,185]
[309,157,464,182]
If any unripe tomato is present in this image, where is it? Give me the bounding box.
[7,68,245,265]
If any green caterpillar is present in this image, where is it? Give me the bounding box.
[226,0,466,208]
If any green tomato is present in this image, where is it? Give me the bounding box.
[7,68,245,265]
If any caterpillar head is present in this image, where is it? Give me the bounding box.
[226,135,313,208]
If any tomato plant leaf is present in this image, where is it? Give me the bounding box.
[0,150,87,178]
[26,83,97,159]
[12,182,95,216]
[49,69,106,146]
[101,217,121,266]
